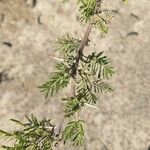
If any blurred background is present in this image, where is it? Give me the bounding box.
[0,0,150,149]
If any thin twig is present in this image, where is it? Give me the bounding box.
[70,24,93,96]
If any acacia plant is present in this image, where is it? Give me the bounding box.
[0,0,126,149]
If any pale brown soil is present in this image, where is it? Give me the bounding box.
[0,0,150,149]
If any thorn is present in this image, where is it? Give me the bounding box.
[49,56,64,62]
[88,39,96,46]
[85,103,107,113]
[54,118,64,136]
[85,103,101,110]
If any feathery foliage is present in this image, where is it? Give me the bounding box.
[0,115,56,150]
[77,0,97,22]
[56,34,80,57]
[64,97,84,117]
[81,52,114,79]
[77,0,114,34]
[62,120,84,146]
[39,62,70,98]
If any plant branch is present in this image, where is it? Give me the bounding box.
[70,24,93,97]
[54,24,93,137]
[71,24,93,80]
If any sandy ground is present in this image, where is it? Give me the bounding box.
[0,0,150,149]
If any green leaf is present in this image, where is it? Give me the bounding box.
[78,87,97,105]
[0,130,12,137]
[97,20,108,34]
[10,119,25,127]
[39,63,70,98]
[77,69,97,104]
[77,52,114,105]
[82,52,114,79]
[0,115,55,150]
[62,120,84,146]
[64,97,84,117]
[92,80,113,93]
[101,65,114,79]
[56,34,79,59]
[77,0,97,22]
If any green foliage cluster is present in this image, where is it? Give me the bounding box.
[62,120,84,146]
[0,0,126,149]
[39,63,70,98]
[65,0,126,33]
[40,34,114,115]
[0,115,56,150]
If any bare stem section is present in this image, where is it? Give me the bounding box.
[71,24,93,96]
